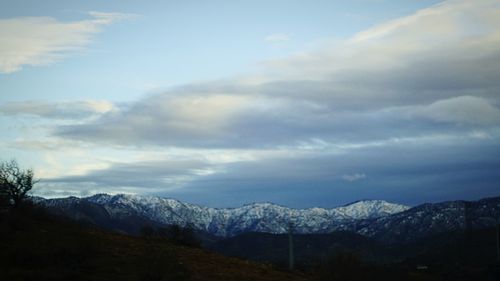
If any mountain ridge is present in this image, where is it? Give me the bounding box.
[37,193,409,237]
[36,194,500,242]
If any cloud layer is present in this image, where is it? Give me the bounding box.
[54,0,500,149]
[5,0,500,206]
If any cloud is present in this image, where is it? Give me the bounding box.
[0,12,133,73]
[264,33,290,43]
[341,173,366,182]
[38,158,217,197]
[0,100,116,119]
[50,0,500,149]
[411,96,500,125]
[8,139,82,151]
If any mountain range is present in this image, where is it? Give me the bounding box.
[36,194,500,243]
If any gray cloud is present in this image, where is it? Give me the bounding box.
[0,100,116,119]
[39,134,500,207]
[38,158,215,197]
[169,138,500,207]
[410,96,500,125]
[47,159,212,187]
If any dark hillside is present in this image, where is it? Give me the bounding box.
[0,204,308,281]
[209,231,391,268]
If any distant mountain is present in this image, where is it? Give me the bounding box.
[36,194,500,243]
[37,194,408,237]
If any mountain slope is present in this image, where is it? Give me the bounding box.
[38,194,409,237]
[355,196,500,243]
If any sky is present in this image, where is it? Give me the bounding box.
[1,0,500,208]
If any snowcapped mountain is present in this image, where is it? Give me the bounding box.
[38,194,409,237]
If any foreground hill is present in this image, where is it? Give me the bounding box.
[209,228,500,272]
[0,205,308,281]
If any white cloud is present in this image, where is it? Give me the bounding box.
[265,0,500,85]
[0,12,133,73]
[264,33,290,43]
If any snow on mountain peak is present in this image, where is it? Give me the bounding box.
[336,199,410,219]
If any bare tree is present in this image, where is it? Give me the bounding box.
[0,160,37,207]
